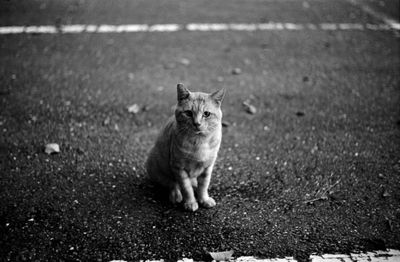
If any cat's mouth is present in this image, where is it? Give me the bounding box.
[194,128,207,135]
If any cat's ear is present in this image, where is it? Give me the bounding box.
[177,83,190,102]
[210,88,226,105]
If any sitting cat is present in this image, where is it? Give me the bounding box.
[146,83,225,211]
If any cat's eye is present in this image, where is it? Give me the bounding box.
[203,111,211,118]
[184,110,193,117]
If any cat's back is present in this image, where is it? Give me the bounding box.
[145,116,176,181]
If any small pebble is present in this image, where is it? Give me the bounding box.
[382,189,391,198]
[179,58,190,65]
[232,68,242,75]
[103,117,111,126]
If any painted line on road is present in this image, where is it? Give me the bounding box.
[109,249,400,262]
[0,22,396,34]
[346,0,400,30]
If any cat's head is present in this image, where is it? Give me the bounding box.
[174,83,225,136]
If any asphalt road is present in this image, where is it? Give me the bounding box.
[1,0,399,261]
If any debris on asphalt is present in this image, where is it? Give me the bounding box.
[328,191,345,202]
[209,250,234,261]
[378,173,385,179]
[305,179,341,204]
[302,1,310,9]
[311,145,318,154]
[31,115,38,122]
[103,116,111,126]
[179,58,191,65]
[386,217,393,231]
[302,76,309,82]
[244,58,251,65]
[76,147,85,155]
[127,103,141,114]
[382,189,391,198]
[305,194,328,204]
[263,125,270,131]
[143,103,154,111]
[163,62,176,69]
[231,68,242,75]
[44,143,60,155]
[296,111,305,117]
[242,101,257,114]
[222,121,230,127]
[217,76,224,82]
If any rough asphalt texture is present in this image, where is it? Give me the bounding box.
[0,0,399,261]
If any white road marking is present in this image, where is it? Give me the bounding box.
[0,22,397,34]
[346,0,400,30]
[310,249,400,262]
[115,249,400,262]
[234,256,297,262]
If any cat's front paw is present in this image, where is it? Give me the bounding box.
[199,197,216,208]
[169,187,183,204]
[183,201,199,212]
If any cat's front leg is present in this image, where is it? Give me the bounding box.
[176,169,199,211]
[197,165,216,208]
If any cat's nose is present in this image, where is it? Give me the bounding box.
[193,114,202,128]
[193,121,201,127]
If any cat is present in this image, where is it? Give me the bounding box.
[145,83,225,211]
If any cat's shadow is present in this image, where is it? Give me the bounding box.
[107,173,183,214]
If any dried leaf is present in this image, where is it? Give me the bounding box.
[44,143,60,155]
[209,250,234,261]
[222,121,230,127]
[242,101,257,114]
[127,104,140,114]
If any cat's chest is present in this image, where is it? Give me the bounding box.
[172,136,220,167]
[181,140,215,161]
